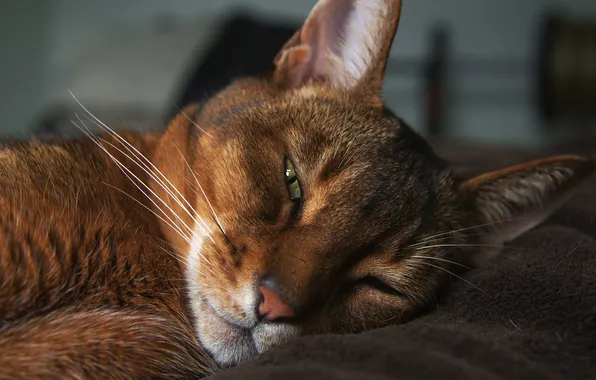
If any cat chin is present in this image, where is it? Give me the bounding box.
[193,294,300,368]
[193,294,257,367]
[251,322,301,354]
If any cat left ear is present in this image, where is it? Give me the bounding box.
[273,0,402,105]
[459,155,594,263]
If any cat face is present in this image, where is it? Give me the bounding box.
[150,0,594,368]
[185,84,460,367]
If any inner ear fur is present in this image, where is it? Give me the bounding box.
[273,0,402,105]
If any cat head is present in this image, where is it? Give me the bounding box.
[150,0,594,368]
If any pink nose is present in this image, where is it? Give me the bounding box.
[258,284,295,321]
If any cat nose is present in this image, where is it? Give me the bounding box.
[257,279,295,322]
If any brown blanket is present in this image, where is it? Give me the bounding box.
[209,141,596,380]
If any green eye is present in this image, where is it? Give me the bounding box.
[284,156,302,202]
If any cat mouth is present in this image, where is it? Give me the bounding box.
[195,296,258,367]
[195,294,299,368]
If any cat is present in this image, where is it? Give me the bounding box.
[0,0,593,378]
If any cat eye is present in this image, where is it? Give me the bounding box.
[354,276,406,298]
[284,156,302,202]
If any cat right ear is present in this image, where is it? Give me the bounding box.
[273,0,402,106]
[459,155,594,265]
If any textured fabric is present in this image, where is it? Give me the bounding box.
[210,144,596,380]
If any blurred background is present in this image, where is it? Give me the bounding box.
[1,0,596,148]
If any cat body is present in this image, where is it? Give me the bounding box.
[0,0,594,378]
[0,133,214,378]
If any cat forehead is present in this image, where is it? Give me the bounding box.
[202,79,441,176]
[207,78,396,136]
[210,95,398,146]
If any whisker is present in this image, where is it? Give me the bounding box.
[154,242,217,278]
[91,132,209,240]
[67,93,212,238]
[173,105,212,137]
[409,255,472,270]
[509,318,523,333]
[104,179,217,276]
[409,218,528,248]
[171,142,228,240]
[74,117,196,239]
[71,118,216,268]
[408,231,490,248]
[413,243,510,251]
[139,150,225,261]
[412,260,489,296]
[153,240,193,270]
[102,181,192,248]
[79,113,214,243]
[150,237,218,278]
[380,307,406,325]
[153,235,223,280]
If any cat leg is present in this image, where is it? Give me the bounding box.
[0,308,216,380]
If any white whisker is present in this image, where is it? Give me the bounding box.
[152,241,207,276]
[102,181,192,247]
[408,231,487,247]
[71,118,216,270]
[409,255,472,270]
[174,105,212,137]
[73,123,189,240]
[413,260,489,296]
[171,142,227,237]
[79,112,214,243]
[74,117,196,238]
[413,243,509,250]
[410,217,528,249]
[150,238,220,280]
[67,92,211,237]
[91,131,211,241]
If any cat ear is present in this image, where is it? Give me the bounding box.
[273,0,402,102]
[459,155,594,262]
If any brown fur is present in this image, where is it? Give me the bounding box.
[0,135,216,378]
[0,0,594,377]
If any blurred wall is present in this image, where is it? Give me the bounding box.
[1,0,596,143]
[0,1,51,136]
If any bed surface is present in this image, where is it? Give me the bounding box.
[209,138,596,380]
